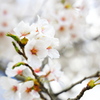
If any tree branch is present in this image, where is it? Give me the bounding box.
[67,85,92,100]
[55,71,100,96]
[39,92,47,100]
[24,63,54,100]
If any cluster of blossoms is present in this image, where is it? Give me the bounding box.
[0,0,45,60]
[1,0,100,99]
[41,0,86,46]
[0,16,65,100]
[41,0,100,50]
[40,0,100,80]
[0,0,18,60]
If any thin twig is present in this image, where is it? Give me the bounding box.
[67,85,91,100]
[19,44,27,60]
[55,71,100,96]
[39,92,47,100]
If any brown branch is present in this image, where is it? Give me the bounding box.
[55,71,100,96]
[21,47,27,60]
[39,92,47,100]
[24,63,54,100]
[67,85,92,100]
[19,45,28,60]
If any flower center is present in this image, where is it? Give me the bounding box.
[34,68,40,73]
[0,32,4,37]
[34,81,41,92]
[17,70,23,75]
[2,22,8,27]
[26,87,32,93]
[31,48,38,55]
[61,17,66,21]
[47,46,52,50]
[69,24,74,30]
[64,4,71,9]
[12,86,18,92]
[21,32,30,36]
[41,27,45,32]
[71,34,77,38]
[36,27,38,32]
[3,10,7,15]
[59,26,65,31]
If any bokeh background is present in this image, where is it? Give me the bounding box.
[0,0,100,100]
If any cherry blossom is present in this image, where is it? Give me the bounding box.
[5,55,27,77]
[6,64,26,77]
[45,37,60,58]
[0,77,20,100]
[36,16,55,37]
[13,21,31,39]
[25,38,48,67]
[0,0,100,100]
[43,58,64,83]
[19,81,40,100]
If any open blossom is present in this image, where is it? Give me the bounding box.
[25,38,48,67]
[6,64,27,77]
[43,59,63,83]
[34,36,60,59]
[19,81,40,100]
[0,2,17,34]
[0,77,20,100]
[5,55,27,77]
[45,37,60,58]
[22,68,35,78]
[13,21,32,39]
[6,64,35,78]
[5,55,35,78]
[13,16,56,41]
[35,16,55,37]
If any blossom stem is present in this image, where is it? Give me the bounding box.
[21,46,27,60]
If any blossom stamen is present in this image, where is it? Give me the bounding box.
[12,86,18,92]
[59,26,65,31]
[71,34,77,38]
[17,70,23,75]
[34,68,40,73]
[0,32,4,37]
[47,46,52,50]
[42,27,45,32]
[61,17,66,21]
[69,24,74,30]
[26,87,32,93]
[3,10,7,15]
[30,48,38,55]
[2,22,8,27]
[21,32,30,36]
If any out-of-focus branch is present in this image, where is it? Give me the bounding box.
[55,71,100,96]
[93,35,100,41]
[39,92,47,100]
[67,85,92,100]
[67,78,100,100]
